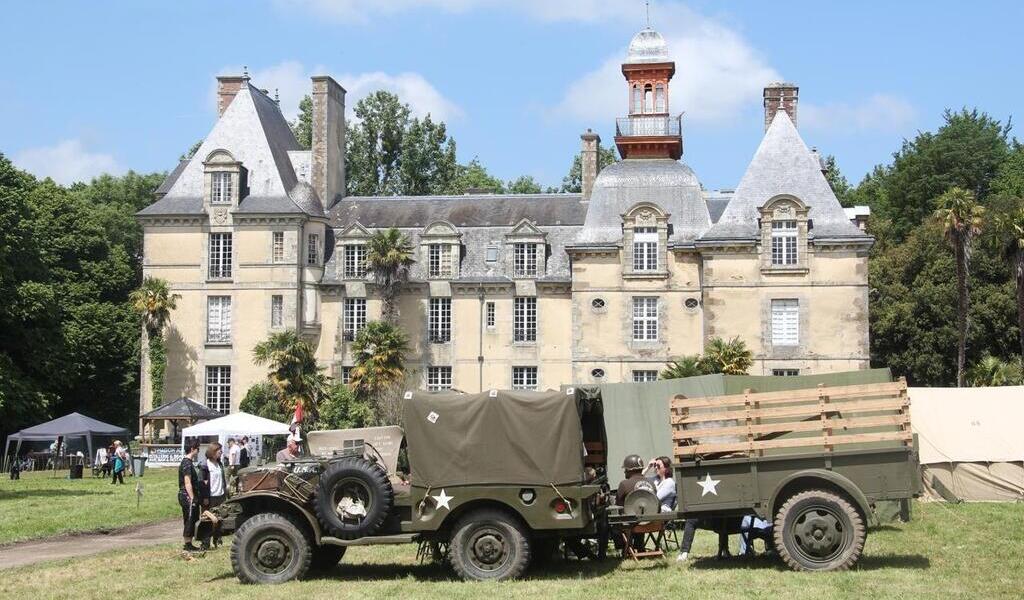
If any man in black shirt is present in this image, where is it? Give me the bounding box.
[238,436,251,469]
[178,440,202,551]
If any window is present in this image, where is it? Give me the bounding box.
[486,301,495,328]
[632,227,658,271]
[209,233,232,279]
[210,172,232,204]
[512,366,538,390]
[429,297,451,343]
[644,84,653,113]
[684,297,700,310]
[771,299,799,346]
[205,366,231,414]
[591,297,606,311]
[344,244,367,278]
[272,231,285,262]
[341,366,352,384]
[632,85,642,114]
[307,233,320,265]
[428,244,453,278]
[207,296,232,343]
[633,370,659,383]
[655,84,666,112]
[513,297,537,343]
[513,243,537,277]
[343,298,366,340]
[427,366,452,391]
[271,295,283,328]
[485,246,499,263]
[771,220,798,266]
[632,297,659,341]
[591,368,605,379]
[772,369,800,377]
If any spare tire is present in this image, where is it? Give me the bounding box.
[314,457,393,539]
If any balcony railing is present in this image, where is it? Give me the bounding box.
[615,115,682,138]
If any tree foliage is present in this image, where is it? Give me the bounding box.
[560,143,618,193]
[350,321,409,425]
[252,329,328,420]
[966,354,1023,387]
[823,154,853,206]
[661,337,753,379]
[291,95,313,150]
[365,228,415,323]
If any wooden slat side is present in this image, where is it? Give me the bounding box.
[671,397,908,425]
[672,414,910,441]
[669,381,906,409]
[673,430,912,457]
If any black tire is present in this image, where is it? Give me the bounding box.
[309,544,347,572]
[231,512,312,584]
[530,537,558,568]
[314,457,393,540]
[450,508,531,581]
[773,489,866,572]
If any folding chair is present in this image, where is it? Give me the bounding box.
[615,489,673,561]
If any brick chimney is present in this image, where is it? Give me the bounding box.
[311,76,346,207]
[763,82,799,131]
[216,75,248,117]
[580,129,601,201]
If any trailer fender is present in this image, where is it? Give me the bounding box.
[225,492,324,543]
[768,469,875,527]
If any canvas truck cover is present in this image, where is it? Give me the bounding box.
[402,389,585,488]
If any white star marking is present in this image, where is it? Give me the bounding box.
[697,473,720,497]
[432,489,454,510]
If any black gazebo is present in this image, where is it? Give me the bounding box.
[139,397,222,461]
[4,412,130,468]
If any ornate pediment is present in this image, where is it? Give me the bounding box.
[338,221,371,239]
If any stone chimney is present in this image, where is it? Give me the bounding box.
[311,76,346,207]
[216,75,248,117]
[580,129,601,201]
[763,82,799,131]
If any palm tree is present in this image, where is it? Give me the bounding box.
[252,329,328,421]
[129,277,180,406]
[992,204,1024,356]
[699,337,754,375]
[661,355,703,379]
[966,354,1023,387]
[366,228,415,323]
[935,187,985,386]
[349,321,410,424]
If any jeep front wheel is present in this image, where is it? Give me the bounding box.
[231,512,312,584]
[773,489,865,571]
[449,509,531,581]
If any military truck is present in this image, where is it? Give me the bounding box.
[207,388,609,583]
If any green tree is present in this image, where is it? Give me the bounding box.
[990,149,1024,356]
[399,114,458,195]
[966,354,1023,386]
[506,175,542,194]
[240,381,291,423]
[447,158,505,194]
[698,337,754,375]
[349,321,409,425]
[252,329,328,420]
[129,277,180,405]
[560,143,618,193]
[822,154,853,206]
[346,91,410,196]
[315,382,374,431]
[366,228,415,323]
[661,355,703,379]
[291,95,313,150]
[935,187,985,386]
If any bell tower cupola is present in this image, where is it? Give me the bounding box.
[615,26,682,160]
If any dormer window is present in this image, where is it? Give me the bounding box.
[211,172,233,204]
[513,243,538,277]
[343,244,367,278]
[771,220,798,266]
[203,149,244,208]
[632,227,658,271]
[428,244,453,279]
[623,203,668,278]
[759,195,810,274]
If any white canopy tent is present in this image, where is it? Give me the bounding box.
[180,412,291,460]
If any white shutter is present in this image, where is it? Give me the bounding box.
[771,299,799,346]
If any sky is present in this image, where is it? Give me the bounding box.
[1,1,1021,191]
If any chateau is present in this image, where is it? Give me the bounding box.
[137,27,873,415]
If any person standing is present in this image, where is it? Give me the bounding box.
[95,446,109,478]
[199,442,227,549]
[238,436,251,469]
[227,438,241,475]
[110,441,126,485]
[9,457,20,480]
[179,440,202,552]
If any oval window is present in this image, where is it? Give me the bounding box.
[684,297,699,310]
[591,368,605,379]
[591,298,606,310]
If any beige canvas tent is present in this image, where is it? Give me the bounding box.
[909,386,1024,502]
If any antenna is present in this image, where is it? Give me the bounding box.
[645,0,650,26]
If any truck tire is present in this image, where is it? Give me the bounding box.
[231,512,312,584]
[450,508,531,581]
[773,489,865,572]
[314,457,393,539]
[309,544,347,572]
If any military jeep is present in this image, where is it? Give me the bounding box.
[208,388,608,584]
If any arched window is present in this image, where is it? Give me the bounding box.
[644,84,653,113]
[655,84,666,113]
[632,85,642,114]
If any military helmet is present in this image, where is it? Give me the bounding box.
[622,454,644,471]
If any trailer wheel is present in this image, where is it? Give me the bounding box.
[773,489,865,572]
[231,512,312,584]
[309,544,347,572]
[450,508,531,581]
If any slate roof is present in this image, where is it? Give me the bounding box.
[139,397,221,420]
[138,83,324,218]
[701,111,870,242]
[329,194,586,228]
[574,158,711,247]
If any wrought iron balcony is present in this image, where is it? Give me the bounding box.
[615,115,681,138]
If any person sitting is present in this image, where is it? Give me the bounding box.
[275,436,300,463]
[616,454,657,507]
[649,456,676,513]
[739,514,773,556]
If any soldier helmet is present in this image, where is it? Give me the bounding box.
[622,454,644,471]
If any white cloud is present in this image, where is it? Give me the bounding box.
[801,94,917,134]
[213,61,462,123]
[12,139,124,185]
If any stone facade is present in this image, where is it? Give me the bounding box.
[137,27,872,416]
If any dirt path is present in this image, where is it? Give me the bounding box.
[0,519,181,569]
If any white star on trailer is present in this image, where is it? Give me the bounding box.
[697,473,720,497]
[432,489,454,510]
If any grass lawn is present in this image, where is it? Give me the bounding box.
[0,501,1020,599]
[0,467,180,544]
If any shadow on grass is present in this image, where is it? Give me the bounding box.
[688,553,930,572]
[0,489,115,500]
[292,556,623,584]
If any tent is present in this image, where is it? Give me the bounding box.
[909,386,1024,502]
[139,397,222,444]
[4,412,131,466]
[180,412,290,457]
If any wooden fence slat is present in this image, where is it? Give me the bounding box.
[671,397,908,425]
[672,414,910,441]
[670,381,907,409]
[673,430,912,457]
